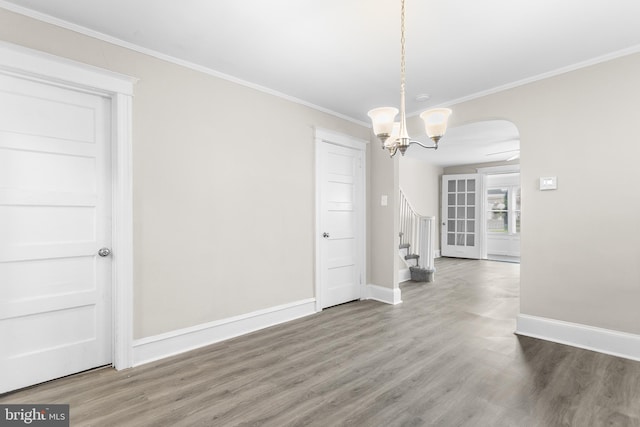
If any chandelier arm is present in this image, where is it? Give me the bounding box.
[366,0,452,154]
[409,139,439,150]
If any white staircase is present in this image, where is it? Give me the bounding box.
[399,189,436,282]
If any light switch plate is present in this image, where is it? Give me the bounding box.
[381,195,388,206]
[539,176,557,190]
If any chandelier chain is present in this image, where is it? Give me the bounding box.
[400,0,406,98]
[366,0,452,157]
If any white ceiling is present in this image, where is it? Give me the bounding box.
[3,0,640,165]
[404,120,520,167]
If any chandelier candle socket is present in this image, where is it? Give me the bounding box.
[368,0,452,157]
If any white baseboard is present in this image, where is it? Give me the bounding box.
[399,268,411,283]
[516,314,640,362]
[365,284,402,305]
[133,298,316,366]
[435,250,441,258]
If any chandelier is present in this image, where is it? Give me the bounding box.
[368,0,452,157]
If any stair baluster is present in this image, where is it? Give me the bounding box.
[399,189,436,282]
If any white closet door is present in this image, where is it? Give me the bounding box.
[0,73,112,393]
[318,141,364,308]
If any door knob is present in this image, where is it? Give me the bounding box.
[98,247,112,257]
[322,232,330,238]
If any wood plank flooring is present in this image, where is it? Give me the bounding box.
[2,258,640,426]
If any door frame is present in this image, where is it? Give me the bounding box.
[476,165,520,259]
[0,41,136,369]
[314,128,367,312]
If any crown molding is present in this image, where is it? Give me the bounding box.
[0,1,369,128]
[4,1,639,128]
[408,43,640,117]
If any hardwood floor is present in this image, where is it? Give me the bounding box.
[2,258,640,426]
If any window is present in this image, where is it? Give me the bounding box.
[487,186,520,234]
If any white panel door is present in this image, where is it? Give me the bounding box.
[318,142,364,309]
[0,73,112,393]
[441,174,481,259]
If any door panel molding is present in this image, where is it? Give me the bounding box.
[0,41,136,371]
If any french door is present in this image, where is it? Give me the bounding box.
[441,174,481,259]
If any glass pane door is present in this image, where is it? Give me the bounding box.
[441,174,481,259]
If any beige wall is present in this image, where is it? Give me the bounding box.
[410,53,640,334]
[0,9,376,338]
[399,157,443,251]
[8,6,637,342]
[368,144,399,289]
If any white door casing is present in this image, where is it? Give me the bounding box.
[485,172,521,258]
[315,128,367,311]
[441,174,481,259]
[0,42,135,390]
[476,165,521,260]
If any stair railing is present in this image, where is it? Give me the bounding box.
[399,188,435,271]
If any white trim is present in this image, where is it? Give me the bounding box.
[0,41,137,94]
[435,249,441,258]
[476,164,520,174]
[0,41,136,369]
[315,127,369,150]
[399,268,411,283]
[314,139,323,313]
[315,128,368,312]
[0,2,368,128]
[133,298,316,366]
[111,93,135,369]
[4,0,640,128]
[365,284,403,305]
[516,314,640,362]
[479,174,488,259]
[362,146,367,296]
